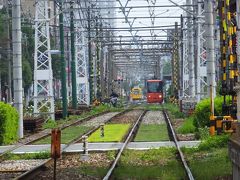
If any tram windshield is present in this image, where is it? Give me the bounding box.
[147,81,162,93]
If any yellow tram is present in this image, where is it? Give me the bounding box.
[130,87,142,101]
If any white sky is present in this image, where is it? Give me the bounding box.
[114,0,184,39]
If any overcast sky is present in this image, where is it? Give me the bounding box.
[115,0,184,39]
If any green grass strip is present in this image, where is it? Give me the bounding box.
[34,126,92,144]
[183,148,231,180]
[134,124,169,141]
[88,124,130,142]
[4,151,50,160]
[177,117,196,134]
[113,148,186,179]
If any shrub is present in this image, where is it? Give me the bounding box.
[177,117,196,134]
[193,96,225,128]
[0,102,19,145]
[42,119,57,129]
[195,126,210,140]
[198,134,229,151]
[164,103,185,118]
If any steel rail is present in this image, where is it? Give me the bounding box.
[14,109,132,180]
[0,110,109,162]
[163,110,194,180]
[103,110,147,180]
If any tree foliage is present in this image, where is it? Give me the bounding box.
[0,9,34,94]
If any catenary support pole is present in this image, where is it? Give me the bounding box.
[12,0,23,138]
[6,1,12,103]
[59,0,68,118]
[70,1,77,109]
[205,0,216,97]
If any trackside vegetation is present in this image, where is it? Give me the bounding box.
[193,96,227,128]
[34,126,92,144]
[3,151,50,160]
[182,134,231,179]
[0,102,19,145]
[177,116,195,134]
[42,104,122,130]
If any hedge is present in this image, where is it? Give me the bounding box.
[193,96,228,128]
[0,102,19,145]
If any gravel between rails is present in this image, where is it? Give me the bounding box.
[0,172,22,179]
[34,153,112,180]
[81,112,119,127]
[110,110,143,124]
[141,111,165,125]
[0,159,46,171]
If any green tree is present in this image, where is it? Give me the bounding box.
[163,61,172,75]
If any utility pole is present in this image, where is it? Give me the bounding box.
[205,0,216,97]
[12,0,23,138]
[172,22,179,98]
[6,1,12,103]
[70,1,77,109]
[59,0,68,118]
[180,14,183,98]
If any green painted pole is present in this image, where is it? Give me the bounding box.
[70,1,77,109]
[59,1,68,118]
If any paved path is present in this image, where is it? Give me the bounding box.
[0,141,200,154]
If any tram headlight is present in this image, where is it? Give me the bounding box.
[159,95,162,98]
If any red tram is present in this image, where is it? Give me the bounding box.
[146,80,163,103]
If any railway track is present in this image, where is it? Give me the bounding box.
[11,109,131,180]
[102,109,194,180]
[162,110,194,180]
[0,110,110,162]
[0,108,195,179]
[103,110,147,180]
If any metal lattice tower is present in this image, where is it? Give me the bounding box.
[75,26,90,105]
[196,1,207,102]
[182,11,190,97]
[33,0,54,119]
[186,0,195,97]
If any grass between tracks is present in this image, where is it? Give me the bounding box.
[77,148,185,179]
[33,126,92,144]
[42,104,123,129]
[134,124,169,141]
[112,148,186,179]
[3,151,50,160]
[88,124,131,142]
